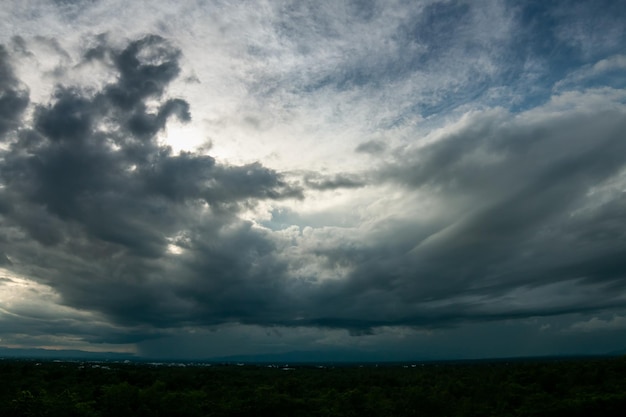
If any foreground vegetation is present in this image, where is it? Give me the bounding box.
[1,356,625,417]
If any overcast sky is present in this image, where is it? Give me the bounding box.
[1,0,626,360]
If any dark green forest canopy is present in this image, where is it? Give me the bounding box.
[1,356,626,417]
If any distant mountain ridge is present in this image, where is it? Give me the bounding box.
[0,347,402,363]
[0,345,623,363]
[205,350,621,365]
[206,349,390,364]
[0,346,135,361]
[606,348,626,356]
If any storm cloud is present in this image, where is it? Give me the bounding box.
[0,46,29,137]
[0,36,302,337]
[1,0,626,359]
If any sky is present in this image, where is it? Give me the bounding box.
[1,0,626,361]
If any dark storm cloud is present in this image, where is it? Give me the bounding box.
[300,104,626,331]
[0,35,303,340]
[101,35,182,106]
[0,46,29,137]
[2,10,626,350]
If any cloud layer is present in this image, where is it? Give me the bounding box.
[1,0,626,358]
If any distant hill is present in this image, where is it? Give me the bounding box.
[0,346,134,361]
[1,345,623,363]
[205,349,414,364]
[606,348,626,356]
[0,346,389,364]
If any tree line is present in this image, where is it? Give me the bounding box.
[1,356,625,417]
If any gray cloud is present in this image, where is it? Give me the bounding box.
[0,35,303,339]
[355,139,387,155]
[304,173,367,191]
[1,1,626,358]
[0,46,29,137]
[304,102,626,330]
[4,64,626,339]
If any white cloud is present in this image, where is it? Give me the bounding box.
[554,54,626,92]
